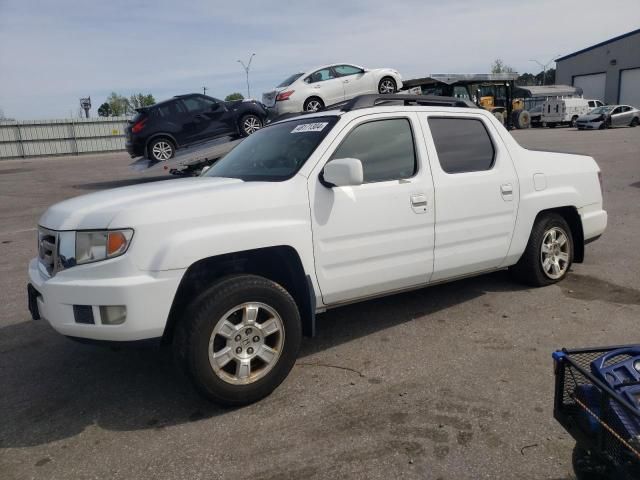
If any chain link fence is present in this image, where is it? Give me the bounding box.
[0,116,132,159]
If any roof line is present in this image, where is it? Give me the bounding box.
[556,28,640,62]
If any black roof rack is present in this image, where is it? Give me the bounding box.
[339,94,478,112]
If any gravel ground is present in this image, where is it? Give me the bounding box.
[1,126,639,480]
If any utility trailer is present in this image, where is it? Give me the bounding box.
[129,136,242,176]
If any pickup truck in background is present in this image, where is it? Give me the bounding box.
[28,94,607,406]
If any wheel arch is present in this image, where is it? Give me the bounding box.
[533,206,584,263]
[162,245,316,345]
[303,95,325,110]
[145,133,179,156]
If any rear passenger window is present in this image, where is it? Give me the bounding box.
[330,119,416,183]
[428,118,495,174]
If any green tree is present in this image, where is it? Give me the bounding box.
[225,92,244,101]
[97,102,112,117]
[106,92,131,116]
[129,93,156,110]
[491,59,515,74]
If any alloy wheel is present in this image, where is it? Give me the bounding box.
[151,141,173,161]
[379,79,396,94]
[243,116,262,135]
[540,227,570,279]
[305,100,322,112]
[208,302,285,385]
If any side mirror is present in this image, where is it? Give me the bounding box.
[321,158,363,187]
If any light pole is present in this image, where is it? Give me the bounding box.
[529,55,560,85]
[237,53,256,99]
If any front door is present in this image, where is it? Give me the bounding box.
[611,106,632,127]
[180,96,226,143]
[309,113,435,305]
[420,113,519,282]
[334,64,369,99]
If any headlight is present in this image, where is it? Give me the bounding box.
[56,229,134,268]
[75,229,134,265]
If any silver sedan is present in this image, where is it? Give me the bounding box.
[576,105,640,130]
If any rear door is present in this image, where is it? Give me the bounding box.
[306,67,345,106]
[308,112,435,305]
[419,112,519,282]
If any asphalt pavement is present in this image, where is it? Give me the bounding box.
[1,126,639,479]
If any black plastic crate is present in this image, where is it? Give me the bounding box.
[553,345,640,479]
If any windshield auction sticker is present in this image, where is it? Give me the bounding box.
[291,122,328,133]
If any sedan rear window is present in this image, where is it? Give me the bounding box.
[277,73,304,88]
[205,116,339,181]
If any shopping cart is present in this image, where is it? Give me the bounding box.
[553,345,640,479]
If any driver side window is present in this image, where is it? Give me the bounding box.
[330,118,417,183]
[334,65,363,76]
[182,96,216,113]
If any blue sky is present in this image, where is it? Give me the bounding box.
[0,0,638,119]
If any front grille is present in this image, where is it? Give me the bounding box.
[38,228,58,276]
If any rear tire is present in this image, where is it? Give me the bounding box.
[303,97,324,112]
[510,213,573,287]
[630,117,639,127]
[570,115,579,128]
[148,137,175,161]
[175,274,302,406]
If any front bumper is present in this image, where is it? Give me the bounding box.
[28,258,184,341]
[576,121,603,130]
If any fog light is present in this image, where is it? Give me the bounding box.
[99,305,126,325]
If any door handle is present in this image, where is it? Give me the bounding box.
[410,194,427,207]
[501,183,514,201]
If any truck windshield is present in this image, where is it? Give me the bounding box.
[204,116,339,181]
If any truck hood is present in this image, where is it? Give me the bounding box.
[39,177,243,230]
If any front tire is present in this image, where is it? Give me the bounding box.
[378,77,397,94]
[239,114,263,137]
[510,213,573,287]
[148,138,175,161]
[176,275,302,406]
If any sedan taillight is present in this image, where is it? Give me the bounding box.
[276,90,294,101]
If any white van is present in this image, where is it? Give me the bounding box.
[542,98,599,127]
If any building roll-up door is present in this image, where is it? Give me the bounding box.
[573,73,606,102]
[620,68,640,108]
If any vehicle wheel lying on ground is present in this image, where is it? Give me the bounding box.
[175,275,301,405]
[510,213,573,287]
[239,114,263,137]
[148,137,175,161]
[378,77,397,94]
[303,97,324,112]
[28,94,607,406]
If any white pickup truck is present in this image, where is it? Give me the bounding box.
[28,94,607,405]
